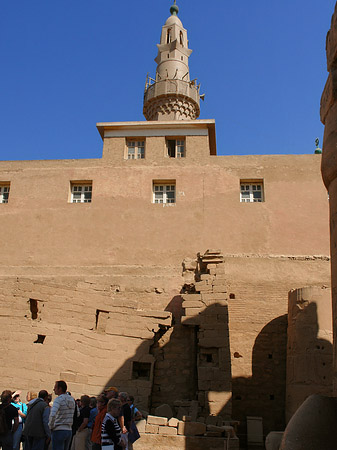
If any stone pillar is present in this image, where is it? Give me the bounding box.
[286,286,332,422]
[321,2,337,396]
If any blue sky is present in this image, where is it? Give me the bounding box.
[0,0,336,160]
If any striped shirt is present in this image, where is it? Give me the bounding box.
[101,413,122,448]
[48,394,75,431]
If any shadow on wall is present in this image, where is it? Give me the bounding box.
[103,295,232,449]
[228,315,288,445]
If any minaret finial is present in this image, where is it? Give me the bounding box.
[315,137,322,154]
[170,1,179,16]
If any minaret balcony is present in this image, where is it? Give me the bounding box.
[144,78,200,107]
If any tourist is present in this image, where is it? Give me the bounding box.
[70,396,90,450]
[90,395,108,450]
[11,390,27,450]
[86,398,97,450]
[22,390,50,450]
[101,399,124,450]
[48,381,75,450]
[0,390,19,450]
[103,388,118,401]
[126,398,141,421]
[117,393,131,450]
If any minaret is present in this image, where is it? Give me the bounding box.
[143,2,201,121]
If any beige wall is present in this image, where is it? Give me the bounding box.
[0,124,331,439]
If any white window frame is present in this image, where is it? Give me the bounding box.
[240,181,264,203]
[0,184,10,204]
[166,138,185,158]
[126,140,145,160]
[153,182,176,204]
[70,183,92,203]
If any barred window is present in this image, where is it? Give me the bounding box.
[71,183,92,203]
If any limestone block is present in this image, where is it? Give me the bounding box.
[154,404,173,419]
[185,307,203,316]
[182,294,202,302]
[206,415,219,426]
[182,300,204,308]
[145,424,159,434]
[205,431,222,437]
[168,417,179,427]
[135,419,146,433]
[158,425,178,436]
[201,293,228,302]
[206,425,225,433]
[178,421,206,436]
[147,415,168,426]
[212,285,227,293]
[182,416,191,422]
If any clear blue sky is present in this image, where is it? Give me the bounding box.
[0,0,336,160]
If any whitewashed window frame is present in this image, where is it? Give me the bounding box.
[71,183,92,203]
[153,183,176,204]
[240,182,264,203]
[0,184,10,204]
[167,138,185,158]
[127,140,145,160]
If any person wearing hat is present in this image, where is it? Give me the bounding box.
[103,388,118,401]
[11,390,27,450]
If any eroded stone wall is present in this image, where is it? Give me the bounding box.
[286,286,333,422]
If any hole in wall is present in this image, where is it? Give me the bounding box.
[268,354,273,359]
[132,362,151,380]
[235,395,241,400]
[29,299,39,320]
[229,293,235,299]
[269,394,274,400]
[34,334,46,344]
[234,352,242,358]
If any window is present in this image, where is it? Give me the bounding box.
[71,182,92,203]
[153,182,176,204]
[132,361,151,380]
[167,139,185,158]
[240,181,264,202]
[127,140,145,159]
[0,184,10,203]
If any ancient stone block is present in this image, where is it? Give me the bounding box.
[178,421,207,436]
[147,415,168,426]
[182,300,204,308]
[182,416,191,422]
[168,417,179,427]
[182,294,202,302]
[135,419,146,433]
[145,424,159,434]
[154,404,173,419]
[158,425,178,435]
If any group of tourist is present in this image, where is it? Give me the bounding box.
[0,381,142,450]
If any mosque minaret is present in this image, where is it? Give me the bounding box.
[143,1,202,121]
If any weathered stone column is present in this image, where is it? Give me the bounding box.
[321,2,337,396]
[286,286,332,422]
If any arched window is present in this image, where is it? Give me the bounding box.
[166,28,172,44]
[180,31,184,46]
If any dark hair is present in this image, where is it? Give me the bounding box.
[80,395,90,407]
[56,380,67,393]
[1,390,12,404]
[38,390,48,400]
[128,395,134,403]
[89,397,97,408]
[97,394,108,405]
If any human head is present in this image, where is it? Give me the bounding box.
[80,395,90,408]
[107,398,121,417]
[89,397,97,409]
[54,380,67,396]
[38,390,48,400]
[26,392,37,402]
[127,395,134,406]
[104,386,118,400]
[118,392,128,404]
[97,395,108,411]
[12,390,22,403]
[1,390,12,404]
